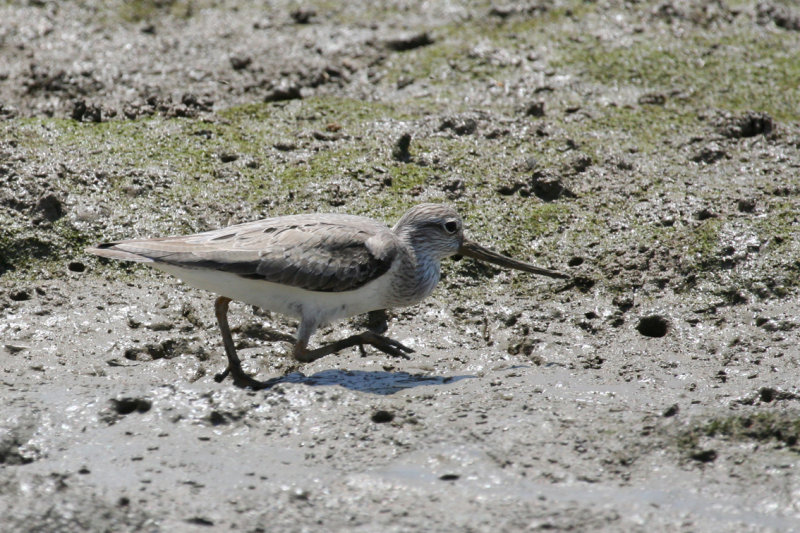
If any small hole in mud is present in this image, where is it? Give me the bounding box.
[439,474,460,481]
[568,256,584,267]
[371,410,394,423]
[636,315,669,338]
[68,261,86,272]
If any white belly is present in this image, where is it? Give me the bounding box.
[155,263,392,327]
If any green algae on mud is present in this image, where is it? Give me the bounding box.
[116,0,200,22]
[677,410,800,461]
[552,14,800,121]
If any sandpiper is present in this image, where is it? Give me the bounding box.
[87,203,568,389]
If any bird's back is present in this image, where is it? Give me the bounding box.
[88,212,403,293]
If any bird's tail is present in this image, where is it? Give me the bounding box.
[86,243,154,263]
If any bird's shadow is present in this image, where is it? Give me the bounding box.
[264,369,475,396]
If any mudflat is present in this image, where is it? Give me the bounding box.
[2,1,799,531]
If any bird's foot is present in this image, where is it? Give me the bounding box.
[356,331,413,360]
[293,331,414,363]
[214,364,281,390]
[213,367,230,383]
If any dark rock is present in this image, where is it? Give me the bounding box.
[71,99,102,122]
[528,171,576,201]
[396,76,414,89]
[110,397,152,415]
[581,354,604,368]
[695,207,716,220]
[440,116,478,136]
[442,178,464,198]
[208,411,227,426]
[230,55,252,71]
[273,141,298,151]
[755,316,796,332]
[691,144,727,164]
[663,404,679,417]
[638,92,666,105]
[124,339,188,360]
[484,128,509,139]
[290,7,316,24]
[181,93,213,110]
[607,155,634,171]
[489,5,515,18]
[312,130,342,141]
[690,449,717,463]
[760,387,777,403]
[385,32,434,52]
[497,170,575,201]
[524,101,545,117]
[34,193,65,222]
[717,111,773,138]
[569,153,592,174]
[9,289,30,301]
[757,2,800,31]
[0,103,17,119]
[489,3,548,18]
[612,295,634,312]
[264,83,302,102]
[737,198,756,213]
[496,178,522,196]
[0,425,36,465]
[186,517,215,527]
[392,132,412,162]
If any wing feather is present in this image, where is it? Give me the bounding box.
[88,213,400,292]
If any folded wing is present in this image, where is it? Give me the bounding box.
[87,214,400,293]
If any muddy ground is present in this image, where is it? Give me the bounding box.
[2,0,800,531]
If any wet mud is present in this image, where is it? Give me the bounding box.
[2,1,800,531]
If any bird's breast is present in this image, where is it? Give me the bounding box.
[385,257,441,308]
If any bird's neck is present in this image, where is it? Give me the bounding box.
[388,231,442,307]
[397,228,442,273]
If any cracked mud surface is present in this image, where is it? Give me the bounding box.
[2,1,800,531]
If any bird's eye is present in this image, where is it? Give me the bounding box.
[443,221,458,234]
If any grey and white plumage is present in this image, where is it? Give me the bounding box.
[88,203,567,389]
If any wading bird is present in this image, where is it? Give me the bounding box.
[88,203,568,389]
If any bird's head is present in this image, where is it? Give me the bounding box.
[394,203,568,279]
[393,203,464,260]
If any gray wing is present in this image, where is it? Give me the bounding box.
[88,214,400,292]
